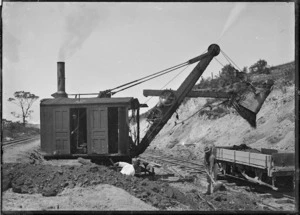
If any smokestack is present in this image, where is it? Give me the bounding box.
[51,62,68,98]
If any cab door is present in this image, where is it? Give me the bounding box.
[88,107,108,154]
[53,107,70,154]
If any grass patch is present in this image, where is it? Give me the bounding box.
[2,121,40,139]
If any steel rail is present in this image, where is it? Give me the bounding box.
[143,153,205,167]
[140,153,206,173]
[2,136,40,148]
[141,152,295,202]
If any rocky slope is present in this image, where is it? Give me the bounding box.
[142,62,295,159]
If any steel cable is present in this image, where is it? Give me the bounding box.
[112,49,208,95]
[143,65,191,105]
[214,57,225,67]
[171,99,230,129]
[111,63,189,94]
[109,62,189,93]
[220,49,241,71]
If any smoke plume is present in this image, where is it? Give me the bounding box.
[58,6,101,61]
[219,3,247,39]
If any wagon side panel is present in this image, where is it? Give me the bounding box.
[216,148,271,170]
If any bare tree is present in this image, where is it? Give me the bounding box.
[8,91,39,126]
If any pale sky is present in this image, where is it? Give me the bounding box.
[2,2,295,124]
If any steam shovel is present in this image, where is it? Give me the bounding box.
[205,169,224,192]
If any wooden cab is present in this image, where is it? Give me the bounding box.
[40,97,140,160]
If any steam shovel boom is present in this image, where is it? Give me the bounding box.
[132,44,220,157]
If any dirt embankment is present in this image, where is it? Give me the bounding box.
[2,156,263,211]
[2,161,201,210]
[145,84,295,160]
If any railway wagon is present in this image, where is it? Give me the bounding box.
[40,62,141,162]
[215,146,295,190]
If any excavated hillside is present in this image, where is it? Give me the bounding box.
[142,62,296,159]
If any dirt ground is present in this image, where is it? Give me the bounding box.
[1,141,206,211]
[1,140,271,212]
[2,141,156,211]
[2,184,157,211]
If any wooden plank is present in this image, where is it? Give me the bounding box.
[235,151,250,165]
[88,107,108,154]
[249,153,269,168]
[217,149,270,168]
[220,149,235,162]
[40,107,53,154]
[217,148,270,169]
[53,107,70,155]
[168,166,185,178]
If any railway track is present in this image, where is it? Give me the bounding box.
[2,136,40,148]
[139,152,296,210]
[140,153,206,175]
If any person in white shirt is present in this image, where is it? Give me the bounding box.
[115,158,141,176]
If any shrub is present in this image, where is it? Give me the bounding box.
[2,121,40,139]
[249,59,270,74]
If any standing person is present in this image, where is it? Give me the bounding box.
[204,144,218,194]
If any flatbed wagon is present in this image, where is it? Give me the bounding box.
[215,145,295,190]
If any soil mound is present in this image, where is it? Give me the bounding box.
[2,184,158,211]
[2,161,264,210]
[2,162,201,210]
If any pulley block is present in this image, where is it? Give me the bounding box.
[159,89,177,106]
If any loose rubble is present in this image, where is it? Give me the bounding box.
[2,160,263,210]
